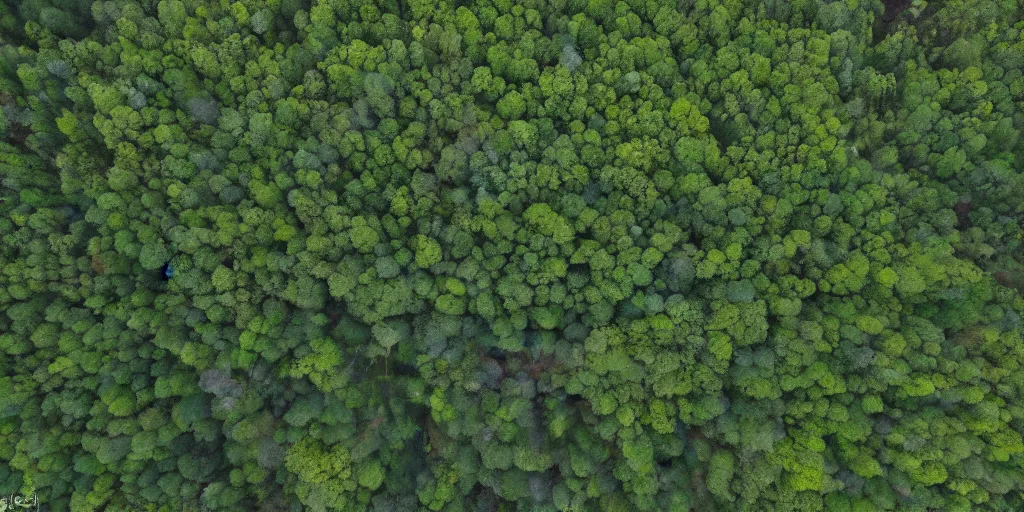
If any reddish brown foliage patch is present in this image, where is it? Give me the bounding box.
[91,255,106,274]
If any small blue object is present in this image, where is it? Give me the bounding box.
[162,262,175,280]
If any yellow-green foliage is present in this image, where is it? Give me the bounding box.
[1,0,1023,511]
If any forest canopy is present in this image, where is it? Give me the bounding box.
[2,0,1024,511]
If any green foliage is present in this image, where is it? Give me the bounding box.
[1,0,1024,511]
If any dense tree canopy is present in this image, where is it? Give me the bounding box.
[2,0,1024,510]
